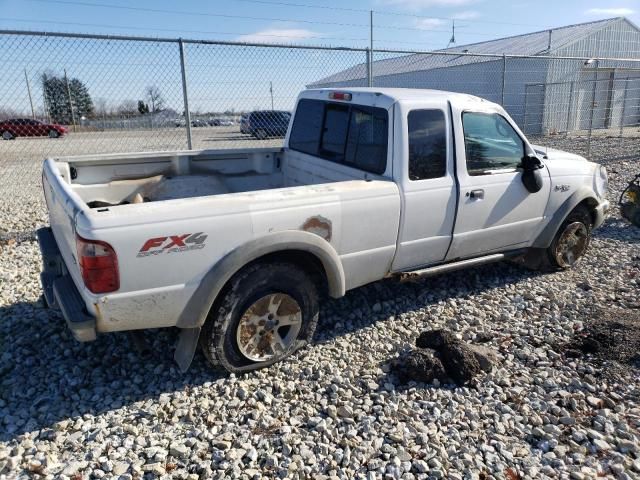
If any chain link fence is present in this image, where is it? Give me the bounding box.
[0,30,639,201]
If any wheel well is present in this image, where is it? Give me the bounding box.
[209,250,329,319]
[575,197,599,225]
[245,250,329,297]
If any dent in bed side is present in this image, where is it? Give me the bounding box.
[301,215,332,242]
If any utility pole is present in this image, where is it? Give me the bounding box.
[24,69,35,119]
[269,81,274,110]
[64,69,76,131]
[42,83,50,123]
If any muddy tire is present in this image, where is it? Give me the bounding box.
[526,205,593,272]
[199,262,319,373]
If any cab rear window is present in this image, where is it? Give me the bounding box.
[289,98,388,174]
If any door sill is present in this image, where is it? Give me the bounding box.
[397,249,527,282]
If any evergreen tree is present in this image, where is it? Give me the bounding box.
[42,72,94,124]
[137,100,150,115]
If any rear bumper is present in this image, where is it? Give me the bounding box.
[37,227,97,342]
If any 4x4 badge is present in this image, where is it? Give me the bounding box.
[137,233,207,257]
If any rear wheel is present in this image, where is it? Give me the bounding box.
[2,131,14,140]
[255,128,267,140]
[48,129,59,138]
[200,263,319,373]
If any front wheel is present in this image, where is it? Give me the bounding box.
[255,128,267,140]
[200,263,319,373]
[524,205,593,271]
[549,209,591,268]
[48,129,59,138]
[2,131,14,140]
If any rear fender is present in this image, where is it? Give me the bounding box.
[177,230,344,330]
[174,230,345,371]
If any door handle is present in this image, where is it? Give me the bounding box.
[467,189,484,199]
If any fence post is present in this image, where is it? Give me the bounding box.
[587,59,599,160]
[620,77,630,137]
[565,81,575,136]
[501,54,506,106]
[523,85,529,134]
[369,10,374,87]
[178,38,193,150]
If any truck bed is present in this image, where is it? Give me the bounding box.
[42,147,402,334]
[52,147,377,208]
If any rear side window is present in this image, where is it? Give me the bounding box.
[408,110,447,180]
[289,100,324,156]
[289,98,388,174]
[345,107,388,173]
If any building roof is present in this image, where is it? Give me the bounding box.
[311,17,634,86]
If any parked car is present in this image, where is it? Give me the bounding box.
[1,118,67,140]
[244,110,291,139]
[174,118,186,128]
[37,88,609,374]
[191,119,208,128]
[239,113,250,134]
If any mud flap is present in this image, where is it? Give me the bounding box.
[174,327,201,372]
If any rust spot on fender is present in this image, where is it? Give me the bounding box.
[301,215,332,242]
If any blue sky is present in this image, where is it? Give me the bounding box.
[0,0,639,115]
[1,0,638,50]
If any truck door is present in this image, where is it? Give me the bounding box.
[391,102,457,271]
[447,110,550,260]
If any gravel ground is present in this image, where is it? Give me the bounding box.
[1,136,640,480]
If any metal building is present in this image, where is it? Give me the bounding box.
[311,17,640,135]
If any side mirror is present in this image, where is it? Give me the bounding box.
[520,154,544,193]
[520,154,544,171]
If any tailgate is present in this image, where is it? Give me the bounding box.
[42,158,86,286]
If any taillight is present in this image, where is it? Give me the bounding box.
[76,235,119,294]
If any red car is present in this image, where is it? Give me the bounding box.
[0,118,67,140]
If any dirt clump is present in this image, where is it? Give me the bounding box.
[394,329,497,386]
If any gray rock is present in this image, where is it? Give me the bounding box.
[170,443,190,459]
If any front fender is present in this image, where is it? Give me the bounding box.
[532,185,601,248]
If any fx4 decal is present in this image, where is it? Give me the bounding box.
[137,233,207,258]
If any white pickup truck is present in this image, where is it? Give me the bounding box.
[38,88,609,373]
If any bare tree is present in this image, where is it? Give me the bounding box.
[145,86,165,113]
[0,107,19,120]
[94,97,110,117]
